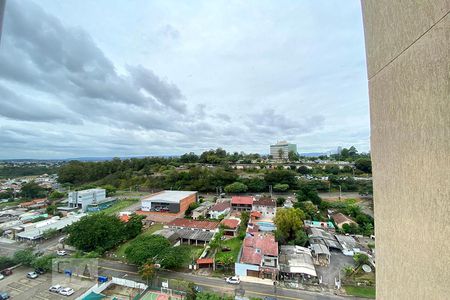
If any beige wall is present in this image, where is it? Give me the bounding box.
[361,1,450,299]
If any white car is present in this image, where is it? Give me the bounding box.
[27,271,38,279]
[0,274,4,280]
[225,276,240,284]
[56,250,67,256]
[49,285,63,293]
[59,287,75,296]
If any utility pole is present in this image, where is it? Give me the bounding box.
[269,185,273,198]
[338,185,342,201]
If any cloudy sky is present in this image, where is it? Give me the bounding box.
[0,0,369,159]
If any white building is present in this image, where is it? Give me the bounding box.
[270,141,297,160]
[68,188,106,212]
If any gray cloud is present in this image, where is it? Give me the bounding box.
[0,0,368,159]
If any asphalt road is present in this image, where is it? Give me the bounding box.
[98,259,356,300]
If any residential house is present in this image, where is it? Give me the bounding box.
[332,213,358,229]
[166,218,219,232]
[231,196,254,212]
[192,202,212,220]
[208,201,231,219]
[304,220,335,232]
[220,218,241,237]
[235,232,278,279]
[252,198,276,218]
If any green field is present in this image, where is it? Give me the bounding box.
[215,237,243,263]
[100,198,139,215]
[344,285,376,298]
[114,223,164,259]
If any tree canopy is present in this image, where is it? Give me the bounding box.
[66,214,129,253]
[274,208,305,243]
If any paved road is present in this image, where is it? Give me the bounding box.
[98,259,356,300]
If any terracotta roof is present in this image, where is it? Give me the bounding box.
[253,198,276,207]
[240,233,278,265]
[251,211,262,218]
[231,196,254,205]
[332,213,356,225]
[221,218,240,229]
[167,218,219,230]
[197,258,214,264]
[210,201,231,212]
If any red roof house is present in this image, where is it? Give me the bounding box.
[167,218,219,232]
[231,196,254,212]
[237,232,279,279]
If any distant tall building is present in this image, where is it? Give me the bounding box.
[337,146,343,155]
[270,141,297,160]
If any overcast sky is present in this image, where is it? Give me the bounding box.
[0,0,369,159]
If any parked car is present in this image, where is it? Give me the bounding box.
[193,285,203,293]
[49,285,63,293]
[225,276,240,284]
[56,250,67,256]
[27,271,39,279]
[0,292,9,300]
[0,274,4,280]
[59,287,75,296]
[0,269,12,276]
[35,268,45,275]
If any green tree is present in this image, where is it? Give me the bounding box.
[160,246,189,269]
[295,184,321,205]
[46,204,57,216]
[13,249,35,266]
[185,202,200,216]
[224,182,248,193]
[66,214,126,253]
[291,229,308,246]
[125,235,171,265]
[102,184,117,197]
[20,181,47,199]
[264,170,297,188]
[273,183,289,192]
[48,190,65,200]
[123,214,144,240]
[355,158,372,173]
[0,256,16,270]
[288,151,299,162]
[32,254,55,271]
[276,197,286,207]
[274,208,305,244]
[354,253,369,266]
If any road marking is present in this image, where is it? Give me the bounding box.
[99,266,139,275]
[197,282,303,300]
[7,286,23,293]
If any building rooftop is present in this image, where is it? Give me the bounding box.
[231,196,254,205]
[253,198,276,207]
[167,218,219,230]
[221,218,240,229]
[310,243,331,256]
[240,233,278,265]
[332,212,356,225]
[174,228,215,242]
[210,201,231,212]
[308,227,342,249]
[279,245,317,277]
[142,191,197,203]
[16,213,86,240]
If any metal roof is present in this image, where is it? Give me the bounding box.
[310,243,330,256]
[142,191,197,203]
[279,245,317,277]
[174,228,215,242]
[16,213,86,240]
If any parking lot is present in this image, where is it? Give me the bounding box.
[0,267,94,299]
[316,251,355,288]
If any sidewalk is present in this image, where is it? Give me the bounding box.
[239,276,275,286]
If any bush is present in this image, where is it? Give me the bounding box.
[13,249,35,266]
[273,183,289,192]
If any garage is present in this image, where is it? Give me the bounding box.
[247,270,259,277]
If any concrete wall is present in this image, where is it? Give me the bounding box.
[235,262,259,276]
[361,1,450,299]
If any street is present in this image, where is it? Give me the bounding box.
[98,259,358,300]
